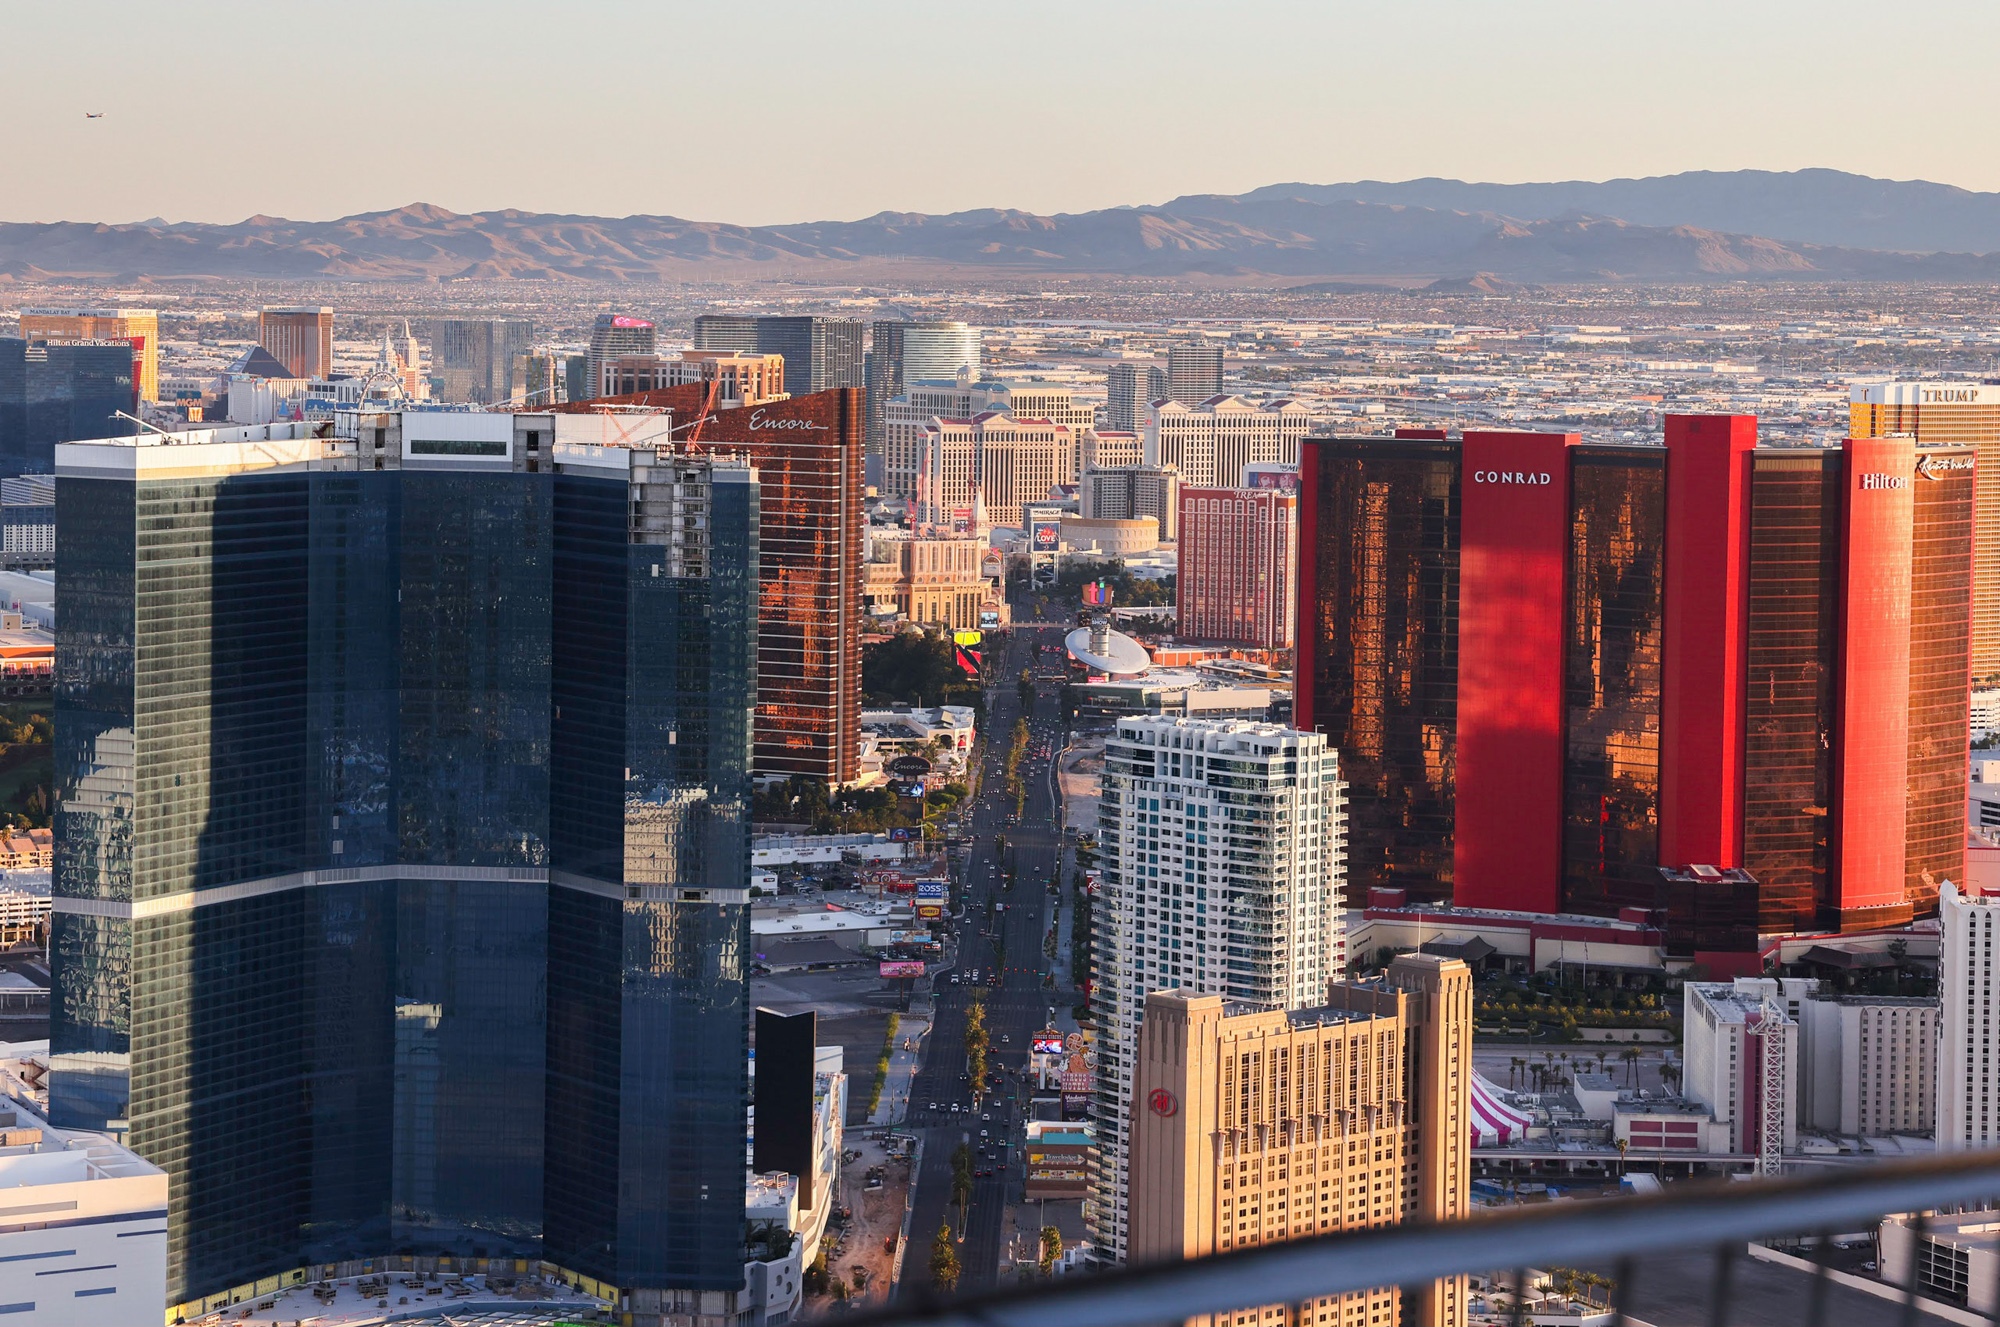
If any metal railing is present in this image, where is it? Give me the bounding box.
[857,1150,2000,1327]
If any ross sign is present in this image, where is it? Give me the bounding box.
[1032,520,1061,553]
[889,754,934,777]
[915,879,947,900]
[1147,1088,1178,1117]
[879,960,927,978]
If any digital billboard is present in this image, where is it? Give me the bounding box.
[915,902,945,920]
[1032,520,1061,553]
[879,960,927,978]
[979,609,1001,629]
[1031,1035,1066,1055]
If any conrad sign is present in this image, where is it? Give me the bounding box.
[1470,470,1553,485]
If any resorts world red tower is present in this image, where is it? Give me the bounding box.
[1297,415,1973,941]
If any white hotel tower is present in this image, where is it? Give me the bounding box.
[1087,716,1345,1263]
[1940,880,2000,1150]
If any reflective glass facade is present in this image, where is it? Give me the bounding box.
[1302,439,1458,902]
[1560,450,1665,915]
[0,339,134,476]
[1741,453,1841,931]
[1905,447,1975,914]
[53,441,757,1307]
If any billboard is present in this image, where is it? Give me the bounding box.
[953,629,983,647]
[886,930,937,948]
[1032,520,1061,553]
[879,960,927,978]
[951,506,973,533]
[1244,463,1301,492]
[1031,1035,1066,1055]
[980,608,1001,629]
[888,827,913,842]
[611,315,653,328]
[915,879,947,900]
[915,902,945,920]
[889,755,934,777]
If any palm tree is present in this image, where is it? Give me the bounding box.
[1621,1046,1642,1088]
[1595,1049,1609,1076]
[1615,1137,1628,1179]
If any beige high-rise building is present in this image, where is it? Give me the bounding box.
[1127,954,1473,1327]
[1081,428,1144,473]
[1147,396,1315,489]
[862,535,996,630]
[883,374,1089,500]
[599,351,788,406]
[1081,463,1181,540]
[20,306,159,402]
[1852,383,2000,677]
[258,306,334,379]
[917,411,1073,529]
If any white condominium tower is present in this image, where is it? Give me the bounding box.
[1940,880,2000,1149]
[1088,716,1346,1264]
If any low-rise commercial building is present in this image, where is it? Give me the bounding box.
[0,1093,167,1326]
[1025,1121,1093,1200]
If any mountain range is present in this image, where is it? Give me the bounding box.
[10,170,2000,284]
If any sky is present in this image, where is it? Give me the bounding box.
[12,0,2000,227]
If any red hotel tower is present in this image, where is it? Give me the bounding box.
[1175,484,1298,649]
[1299,415,1973,940]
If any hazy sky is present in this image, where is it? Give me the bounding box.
[13,0,2000,226]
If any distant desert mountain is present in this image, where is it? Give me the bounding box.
[1237,169,2000,254]
[7,172,2000,282]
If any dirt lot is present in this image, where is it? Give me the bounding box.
[801,1130,914,1317]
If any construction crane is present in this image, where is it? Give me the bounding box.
[684,370,723,447]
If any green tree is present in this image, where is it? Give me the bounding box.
[1039,1225,1063,1275]
[965,997,989,1084]
[863,629,980,707]
[930,1222,961,1293]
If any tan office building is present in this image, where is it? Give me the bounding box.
[599,351,788,407]
[918,411,1074,529]
[21,306,159,402]
[258,306,334,379]
[1851,382,2000,676]
[1127,954,1473,1327]
[863,536,998,630]
[1147,395,1314,489]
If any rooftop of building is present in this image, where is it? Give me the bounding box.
[1362,899,1661,936]
[1113,714,1303,739]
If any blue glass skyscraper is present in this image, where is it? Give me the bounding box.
[0,337,135,476]
[50,414,757,1318]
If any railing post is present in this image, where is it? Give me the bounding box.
[1707,1242,1736,1327]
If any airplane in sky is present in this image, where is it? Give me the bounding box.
[85,112,103,119]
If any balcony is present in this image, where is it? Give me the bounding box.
[856,1150,2000,1327]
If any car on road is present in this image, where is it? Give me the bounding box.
[979,1129,989,1140]
[981,1112,990,1121]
